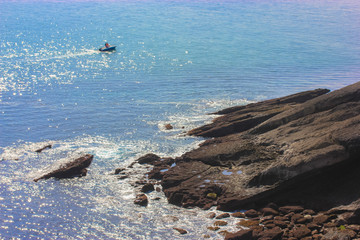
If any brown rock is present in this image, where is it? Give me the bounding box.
[224,229,253,240]
[245,209,259,218]
[258,226,283,240]
[173,227,187,234]
[214,220,228,226]
[237,220,259,228]
[232,212,246,218]
[137,153,161,164]
[262,207,279,216]
[279,206,304,215]
[114,167,125,174]
[207,226,220,231]
[134,193,148,207]
[35,144,52,153]
[274,220,288,228]
[165,124,173,130]
[313,214,331,225]
[206,212,216,219]
[141,183,155,193]
[290,225,311,239]
[33,154,93,182]
[216,213,230,219]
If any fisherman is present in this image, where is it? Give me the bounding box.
[105,43,110,48]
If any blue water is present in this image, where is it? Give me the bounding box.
[1,0,360,239]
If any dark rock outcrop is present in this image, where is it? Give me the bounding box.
[34,154,93,182]
[143,81,360,214]
[35,144,52,153]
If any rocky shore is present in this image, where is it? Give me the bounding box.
[124,81,360,239]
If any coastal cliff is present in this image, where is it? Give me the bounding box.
[124,81,360,238]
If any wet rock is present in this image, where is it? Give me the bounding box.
[290,225,311,239]
[134,193,148,207]
[258,226,283,240]
[313,214,331,225]
[165,124,173,130]
[244,209,259,218]
[137,153,161,164]
[35,144,52,153]
[33,154,93,182]
[236,220,259,228]
[214,220,228,226]
[224,229,253,240]
[173,227,187,234]
[114,168,125,174]
[215,213,230,219]
[232,212,245,218]
[207,226,220,231]
[279,206,304,215]
[141,183,155,193]
[261,207,279,216]
[206,212,216,219]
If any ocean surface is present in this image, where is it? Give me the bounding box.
[1,0,360,239]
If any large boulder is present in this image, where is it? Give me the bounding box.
[149,81,360,212]
[34,154,93,182]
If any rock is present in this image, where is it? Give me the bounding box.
[134,193,148,207]
[114,168,125,174]
[206,212,216,219]
[33,154,93,182]
[244,209,259,218]
[214,220,228,226]
[273,220,287,229]
[290,225,311,239]
[140,82,360,216]
[35,144,52,153]
[207,226,220,231]
[323,228,357,239]
[232,212,246,218]
[258,226,283,240]
[313,214,331,225]
[279,206,304,215]
[137,153,161,164]
[141,183,155,193]
[224,229,253,240]
[165,124,173,130]
[261,207,279,216]
[236,220,259,228]
[173,227,187,234]
[215,213,230,219]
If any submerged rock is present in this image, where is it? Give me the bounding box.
[34,154,93,182]
[134,193,148,207]
[35,144,52,153]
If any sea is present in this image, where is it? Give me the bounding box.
[1,0,360,239]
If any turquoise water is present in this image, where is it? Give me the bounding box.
[1,0,360,239]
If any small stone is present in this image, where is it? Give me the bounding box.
[258,226,283,239]
[203,234,211,238]
[134,193,148,207]
[236,220,259,228]
[224,229,253,240]
[262,207,279,216]
[290,225,311,239]
[302,209,316,215]
[279,206,304,214]
[232,212,246,218]
[274,220,288,229]
[165,124,173,130]
[214,220,228,226]
[291,213,303,223]
[313,214,331,225]
[207,226,220,231]
[206,212,216,219]
[114,168,125,174]
[173,227,187,234]
[141,183,155,193]
[216,213,230,219]
[245,209,259,218]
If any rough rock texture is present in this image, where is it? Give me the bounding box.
[143,82,360,214]
[34,154,93,182]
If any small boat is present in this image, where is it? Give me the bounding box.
[99,45,116,52]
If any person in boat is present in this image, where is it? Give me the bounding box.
[105,43,110,48]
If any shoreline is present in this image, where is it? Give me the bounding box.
[126,81,360,239]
